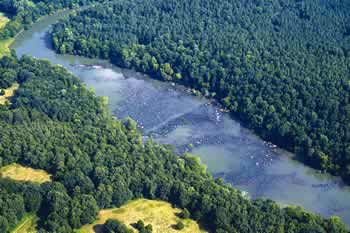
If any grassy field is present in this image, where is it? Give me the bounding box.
[0,12,13,58]
[11,214,37,233]
[77,199,207,233]
[0,83,19,105]
[0,163,51,184]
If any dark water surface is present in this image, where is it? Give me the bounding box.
[12,12,350,226]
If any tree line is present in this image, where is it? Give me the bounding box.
[51,0,350,184]
[0,52,347,232]
[0,0,106,40]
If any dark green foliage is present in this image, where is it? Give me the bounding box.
[51,0,350,184]
[103,219,132,233]
[134,220,144,230]
[70,194,99,228]
[0,54,348,233]
[179,208,190,219]
[0,189,25,232]
[133,220,152,233]
[0,179,42,232]
[144,224,153,233]
[174,221,184,230]
[0,56,17,88]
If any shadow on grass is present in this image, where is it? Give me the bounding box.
[92,224,104,233]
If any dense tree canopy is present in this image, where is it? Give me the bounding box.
[103,219,133,233]
[0,54,348,232]
[0,180,40,233]
[0,0,105,39]
[51,0,350,183]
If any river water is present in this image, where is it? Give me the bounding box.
[11,12,350,226]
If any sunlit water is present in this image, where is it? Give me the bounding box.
[11,12,350,226]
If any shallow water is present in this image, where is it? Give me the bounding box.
[12,11,350,226]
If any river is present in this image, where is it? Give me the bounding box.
[11,11,350,226]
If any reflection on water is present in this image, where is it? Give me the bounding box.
[12,12,350,226]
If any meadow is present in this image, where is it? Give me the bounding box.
[77,199,207,233]
[0,12,13,58]
[0,163,51,184]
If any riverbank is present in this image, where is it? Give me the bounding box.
[0,4,89,58]
[11,10,350,227]
[0,12,11,57]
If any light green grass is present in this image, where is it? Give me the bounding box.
[0,12,14,58]
[0,163,52,184]
[11,214,37,233]
[77,199,207,233]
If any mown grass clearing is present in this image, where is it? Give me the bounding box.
[11,214,37,233]
[0,13,13,58]
[77,199,207,233]
[0,163,51,184]
[0,83,19,105]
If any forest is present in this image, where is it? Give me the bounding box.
[0,0,104,40]
[0,53,347,233]
[51,0,350,184]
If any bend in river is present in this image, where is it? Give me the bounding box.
[11,11,350,226]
